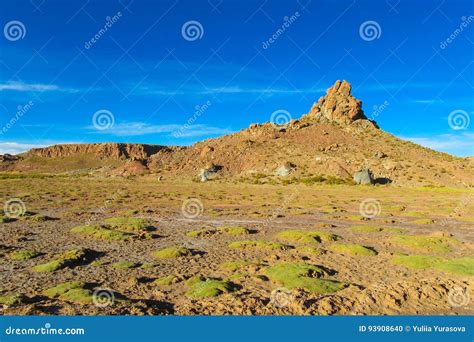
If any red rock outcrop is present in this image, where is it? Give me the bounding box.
[25,143,165,160]
[306,80,369,126]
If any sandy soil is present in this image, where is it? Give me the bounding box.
[0,176,473,315]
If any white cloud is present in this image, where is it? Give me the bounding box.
[413,99,442,104]
[0,142,50,155]
[139,85,326,96]
[400,133,474,157]
[200,86,320,95]
[0,81,77,93]
[87,122,233,138]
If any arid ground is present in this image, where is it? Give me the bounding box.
[1,175,472,315]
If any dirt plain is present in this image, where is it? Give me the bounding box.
[1,175,472,315]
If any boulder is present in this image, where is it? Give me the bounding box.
[353,168,374,185]
[275,162,295,177]
[198,164,222,182]
[199,168,211,182]
[374,151,387,159]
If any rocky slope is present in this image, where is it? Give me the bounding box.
[1,81,473,187]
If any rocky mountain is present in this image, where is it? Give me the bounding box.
[301,80,371,126]
[2,80,473,187]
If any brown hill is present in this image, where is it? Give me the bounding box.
[2,80,473,187]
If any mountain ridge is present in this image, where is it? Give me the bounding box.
[2,80,473,187]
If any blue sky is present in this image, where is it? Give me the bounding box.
[0,0,473,156]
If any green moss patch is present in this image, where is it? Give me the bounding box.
[43,281,93,304]
[150,246,192,259]
[401,211,429,218]
[187,228,216,238]
[296,245,322,256]
[43,281,86,297]
[60,288,94,304]
[154,274,181,286]
[70,225,131,241]
[434,257,474,276]
[220,260,263,272]
[90,260,106,267]
[187,226,251,238]
[32,259,63,272]
[392,255,474,276]
[22,214,54,222]
[392,255,442,269]
[0,294,26,305]
[228,240,289,251]
[411,218,435,225]
[33,249,87,272]
[276,230,340,244]
[186,277,236,298]
[104,217,154,232]
[220,226,251,235]
[0,215,16,223]
[390,235,457,253]
[351,225,403,234]
[264,263,346,294]
[9,250,40,260]
[329,243,377,256]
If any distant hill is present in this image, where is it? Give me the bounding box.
[2,81,473,187]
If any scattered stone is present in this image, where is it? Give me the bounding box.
[199,169,210,182]
[275,162,295,177]
[314,156,324,164]
[353,167,374,185]
[198,163,222,182]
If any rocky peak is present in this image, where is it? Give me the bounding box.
[305,80,373,127]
